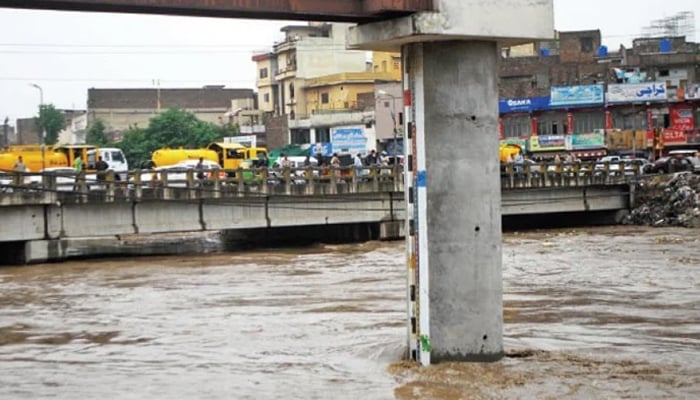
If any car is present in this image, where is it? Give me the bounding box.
[650,156,700,174]
[28,167,75,189]
[132,159,223,187]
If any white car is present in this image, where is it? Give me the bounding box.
[27,167,83,191]
[132,160,223,187]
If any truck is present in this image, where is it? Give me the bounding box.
[0,145,66,172]
[0,144,100,173]
[151,142,268,172]
[87,147,129,180]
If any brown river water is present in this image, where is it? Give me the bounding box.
[0,226,698,399]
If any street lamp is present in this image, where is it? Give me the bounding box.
[376,89,401,175]
[29,83,47,171]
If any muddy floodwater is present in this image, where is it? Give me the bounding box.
[0,226,698,399]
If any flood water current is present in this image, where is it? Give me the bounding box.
[0,226,698,399]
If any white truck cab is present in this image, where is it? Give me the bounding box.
[88,148,129,180]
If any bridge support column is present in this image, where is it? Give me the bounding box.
[403,41,503,364]
[348,1,553,365]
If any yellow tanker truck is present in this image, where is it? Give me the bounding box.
[151,142,268,170]
[0,144,97,172]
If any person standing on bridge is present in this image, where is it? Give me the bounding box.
[13,155,27,185]
[96,156,109,181]
[195,157,206,184]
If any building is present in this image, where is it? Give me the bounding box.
[498,28,700,159]
[252,22,402,155]
[87,86,256,140]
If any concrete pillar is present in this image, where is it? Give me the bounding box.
[403,42,503,363]
[347,0,553,365]
[402,41,503,364]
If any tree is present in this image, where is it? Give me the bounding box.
[86,120,110,146]
[119,127,150,168]
[144,108,221,149]
[116,108,223,168]
[35,104,65,145]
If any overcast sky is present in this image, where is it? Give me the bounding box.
[1,0,699,125]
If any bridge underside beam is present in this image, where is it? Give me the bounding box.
[0,0,433,22]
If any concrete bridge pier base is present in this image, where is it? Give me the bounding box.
[404,41,503,363]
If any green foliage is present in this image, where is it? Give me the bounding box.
[116,108,223,168]
[145,108,222,149]
[35,104,65,145]
[119,127,150,168]
[86,120,110,146]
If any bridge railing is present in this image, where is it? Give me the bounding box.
[500,160,644,189]
[0,165,403,204]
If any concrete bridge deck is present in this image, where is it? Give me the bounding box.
[0,163,633,264]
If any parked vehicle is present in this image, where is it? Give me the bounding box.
[87,148,129,181]
[27,167,79,191]
[132,159,223,187]
[650,156,700,174]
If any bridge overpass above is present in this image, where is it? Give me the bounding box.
[0,0,434,22]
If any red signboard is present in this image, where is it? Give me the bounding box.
[605,110,612,130]
[566,112,574,134]
[662,128,687,145]
[498,117,504,139]
[530,117,538,135]
[670,105,695,131]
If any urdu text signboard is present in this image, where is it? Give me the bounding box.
[331,126,367,155]
[606,82,667,104]
[550,85,604,107]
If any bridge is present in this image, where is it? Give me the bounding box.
[0,0,556,364]
[1,163,632,262]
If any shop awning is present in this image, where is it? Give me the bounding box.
[571,150,607,159]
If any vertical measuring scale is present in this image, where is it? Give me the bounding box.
[403,44,430,366]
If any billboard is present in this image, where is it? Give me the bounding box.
[565,132,605,150]
[499,96,551,114]
[331,126,367,155]
[550,85,604,107]
[529,135,566,152]
[606,82,667,103]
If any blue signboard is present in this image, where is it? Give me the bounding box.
[550,84,605,107]
[331,127,367,155]
[310,142,332,157]
[499,96,551,114]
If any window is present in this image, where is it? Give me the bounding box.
[289,83,295,99]
[580,37,594,53]
[659,69,670,77]
[259,68,268,79]
[316,127,330,143]
[263,93,270,103]
[290,129,310,144]
[321,92,329,104]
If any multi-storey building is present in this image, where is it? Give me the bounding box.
[252,22,402,155]
[499,29,700,160]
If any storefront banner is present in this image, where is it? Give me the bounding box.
[550,85,604,107]
[564,132,606,150]
[500,138,528,152]
[499,96,551,114]
[529,135,566,152]
[686,83,700,100]
[662,128,687,145]
[607,82,667,103]
[671,106,695,131]
[331,127,367,154]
